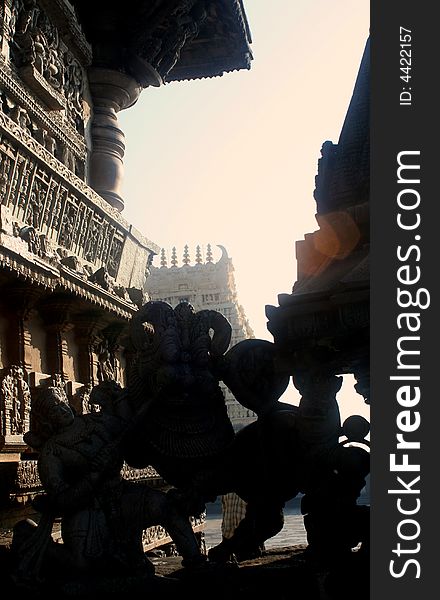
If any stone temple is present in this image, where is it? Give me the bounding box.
[0,0,252,551]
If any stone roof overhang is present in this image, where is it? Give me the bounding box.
[167,0,252,81]
[71,0,252,86]
[267,247,369,345]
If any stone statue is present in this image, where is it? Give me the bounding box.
[11,385,205,587]
[11,300,369,588]
[124,300,235,506]
[211,350,369,565]
[123,302,369,564]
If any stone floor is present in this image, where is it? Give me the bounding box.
[152,545,369,600]
[0,544,369,600]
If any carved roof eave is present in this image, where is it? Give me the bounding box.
[12,461,163,497]
[0,248,137,321]
[166,54,252,82]
[293,250,369,298]
[166,0,252,82]
[266,249,370,352]
[266,291,370,366]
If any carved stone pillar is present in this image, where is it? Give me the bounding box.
[3,285,44,373]
[87,69,143,212]
[38,298,74,383]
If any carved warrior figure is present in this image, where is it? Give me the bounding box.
[11,385,205,585]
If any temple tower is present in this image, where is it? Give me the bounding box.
[146,244,256,430]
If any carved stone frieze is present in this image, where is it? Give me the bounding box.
[8,0,86,132]
[0,116,127,279]
[142,524,173,549]
[142,513,205,551]
[14,459,42,491]
[0,57,86,164]
[0,104,114,217]
[121,464,161,482]
[38,0,92,66]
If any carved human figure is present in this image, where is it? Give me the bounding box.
[1,370,15,436]
[19,225,40,255]
[84,221,100,262]
[0,365,30,436]
[17,366,31,433]
[70,383,92,415]
[60,144,76,172]
[95,339,117,383]
[0,153,11,201]
[11,385,204,585]
[59,212,75,249]
[26,182,43,229]
[30,29,46,74]
[10,0,35,65]
[294,371,370,569]
[44,133,57,156]
[9,103,31,130]
[64,51,84,128]
[33,125,47,147]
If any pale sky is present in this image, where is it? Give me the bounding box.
[119,0,370,422]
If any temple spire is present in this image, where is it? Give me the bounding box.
[171,247,178,267]
[206,243,213,263]
[183,245,190,265]
[195,245,202,264]
[160,248,167,268]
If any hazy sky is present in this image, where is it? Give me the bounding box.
[119,0,370,421]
